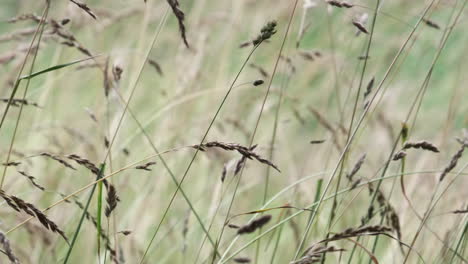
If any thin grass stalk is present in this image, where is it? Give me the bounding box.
[139,33,262,264]
[76,7,169,263]
[6,164,452,262]
[449,218,467,263]
[103,218,110,264]
[367,8,454,240]
[219,172,432,263]
[193,138,268,264]
[109,85,219,252]
[404,161,468,264]
[360,77,431,263]
[5,146,190,235]
[254,59,291,264]
[389,7,452,202]
[211,3,299,263]
[303,0,382,261]
[104,86,114,264]
[100,6,168,167]
[325,0,381,261]
[296,178,324,260]
[1,54,98,188]
[64,163,106,263]
[117,81,257,149]
[96,175,104,262]
[0,4,48,133]
[216,169,461,263]
[291,1,438,262]
[367,211,391,264]
[154,68,259,264]
[399,122,409,205]
[0,4,49,189]
[406,1,456,134]
[325,3,343,118]
[208,172,330,264]
[366,156,409,264]
[368,6,461,260]
[401,2,468,262]
[192,83,270,264]
[352,134,405,264]
[269,210,288,264]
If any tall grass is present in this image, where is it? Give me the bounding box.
[0,0,467,263]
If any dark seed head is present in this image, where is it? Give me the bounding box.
[253,80,264,86]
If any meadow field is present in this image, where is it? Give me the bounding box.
[0,0,467,263]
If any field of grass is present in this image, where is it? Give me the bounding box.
[0,0,467,263]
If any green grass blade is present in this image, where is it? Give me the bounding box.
[96,176,104,261]
[63,163,106,264]
[449,218,468,263]
[1,55,98,132]
[19,55,99,81]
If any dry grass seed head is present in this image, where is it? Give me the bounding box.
[66,154,99,175]
[167,0,189,48]
[2,161,21,167]
[228,224,240,229]
[327,225,392,242]
[40,153,76,170]
[104,137,110,148]
[135,161,157,171]
[194,142,280,172]
[233,257,252,263]
[327,0,344,8]
[17,170,45,191]
[253,79,264,86]
[112,64,123,81]
[402,141,440,153]
[237,215,272,235]
[326,1,354,8]
[439,142,467,182]
[103,57,111,97]
[341,1,354,8]
[7,13,45,24]
[295,245,345,264]
[118,230,132,236]
[221,163,228,182]
[346,154,366,181]
[363,77,374,98]
[249,63,269,78]
[239,41,251,48]
[0,232,19,264]
[387,207,402,240]
[105,184,119,217]
[423,18,441,29]
[352,21,369,34]
[148,59,163,76]
[0,191,68,243]
[310,139,326,144]
[0,98,40,108]
[392,151,407,161]
[452,206,468,214]
[299,51,315,61]
[68,0,97,19]
[49,19,93,56]
[362,183,394,224]
[252,20,277,46]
